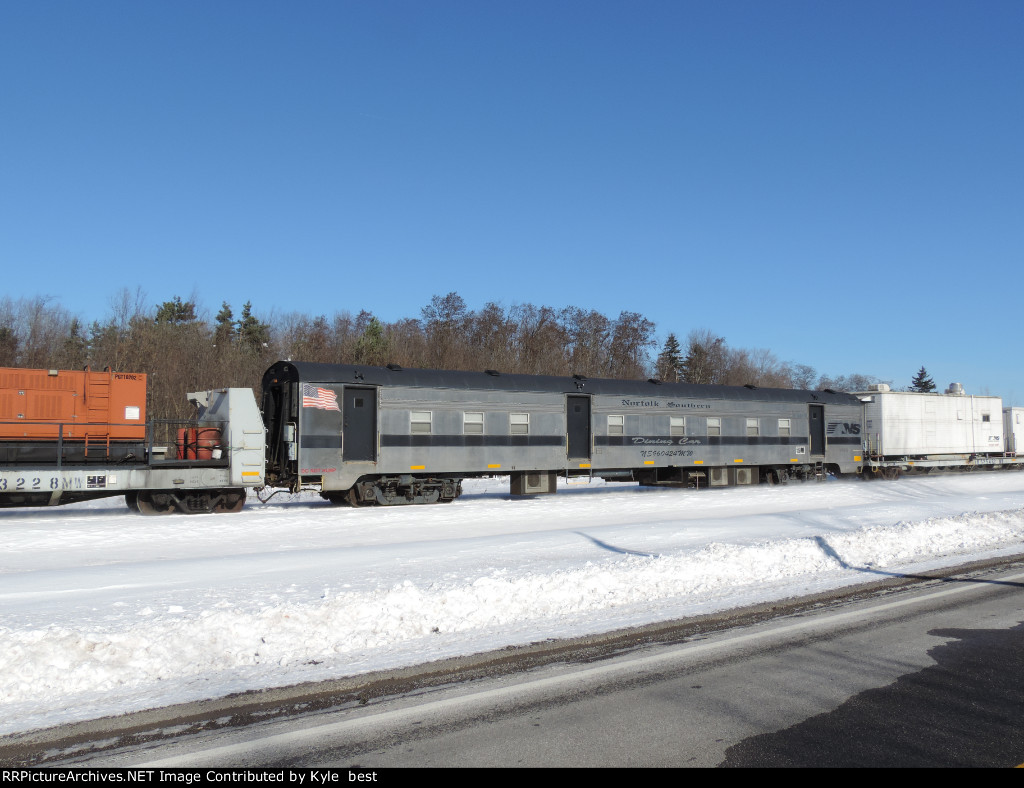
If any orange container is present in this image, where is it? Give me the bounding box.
[176,427,222,459]
[0,367,147,441]
[195,427,221,460]
[176,427,193,459]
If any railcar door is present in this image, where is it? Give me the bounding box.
[567,395,591,461]
[261,381,295,479]
[343,387,377,462]
[809,404,825,456]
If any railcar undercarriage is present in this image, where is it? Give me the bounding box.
[322,475,464,507]
[127,488,247,515]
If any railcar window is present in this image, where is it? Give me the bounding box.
[707,417,721,437]
[464,412,484,434]
[982,413,991,422]
[411,411,432,434]
[778,418,791,437]
[746,418,759,437]
[510,413,529,435]
[670,417,685,436]
[608,415,624,436]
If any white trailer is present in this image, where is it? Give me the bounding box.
[1005,407,1024,455]
[856,384,1003,460]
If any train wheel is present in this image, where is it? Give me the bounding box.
[215,489,246,513]
[881,467,902,481]
[136,490,176,515]
[347,486,369,507]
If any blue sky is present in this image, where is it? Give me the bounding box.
[2,1,1022,401]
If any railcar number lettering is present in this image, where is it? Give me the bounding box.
[1,476,83,492]
[640,450,694,458]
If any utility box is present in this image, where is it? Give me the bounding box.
[510,470,557,495]
[709,467,730,487]
[856,387,1003,457]
[730,466,756,485]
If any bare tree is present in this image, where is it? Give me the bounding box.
[422,292,470,369]
[467,302,518,371]
[510,304,568,376]
[386,318,428,368]
[680,329,727,384]
[608,311,656,379]
[561,307,612,377]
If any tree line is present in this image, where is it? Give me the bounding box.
[0,291,884,421]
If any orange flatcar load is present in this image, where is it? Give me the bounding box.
[0,367,147,464]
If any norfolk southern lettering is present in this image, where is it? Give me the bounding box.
[620,399,712,409]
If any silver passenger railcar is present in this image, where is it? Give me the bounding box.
[261,361,865,506]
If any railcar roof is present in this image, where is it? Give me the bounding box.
[264,361,862,406]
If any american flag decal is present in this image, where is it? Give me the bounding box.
[301,384,341,411]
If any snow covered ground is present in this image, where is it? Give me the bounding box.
[3,472,1024,737]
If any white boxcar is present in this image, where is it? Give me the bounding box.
[857,385,1003,458]
[1005,407,1024,455]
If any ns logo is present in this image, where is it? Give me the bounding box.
[827,422,862,435]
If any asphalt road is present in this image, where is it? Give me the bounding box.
[10,556,1023,768]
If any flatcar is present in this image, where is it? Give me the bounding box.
[0,369,264,513]
[261,361,866,506]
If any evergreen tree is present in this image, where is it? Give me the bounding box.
[353,317,391,365]
[910,366,936,392]
[237,301,270,353]
[59,318,89,369]
[155,296,197,325]
[214,302,235,347]
[655,333,683,383]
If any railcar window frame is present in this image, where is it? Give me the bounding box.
[707,417,721,437]
[778,418,791,437]
[607,415,624,436]
[464,412,484,434]
[510,412,530,435]
[410,411,432,434]
[746,418,760,437]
